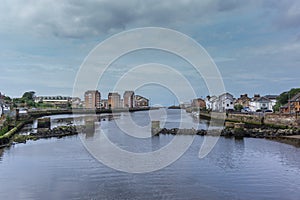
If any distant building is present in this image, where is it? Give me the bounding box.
[108,92,121,109]
[123,91,135,108]
[70,97,82,108]
[218,93,234,112]
[191,98,206,109]
[180,102,191,109]
[0,102,3,117]
[0,92,3,116]
[264,95,278,108]
[249,96,273,112]
[134,95,149,107]
[35,96,71,108]
[205,95,218,110]
[235,94,251,108]
[280,93,300,114]
[84,90,101,109]
[100,99,108,109]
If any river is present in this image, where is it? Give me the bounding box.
[0,109,300,200]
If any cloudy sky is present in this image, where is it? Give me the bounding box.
[0,0,299,105]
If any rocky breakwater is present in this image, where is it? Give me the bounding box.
[32,125,85,139]
[158,128,208,136]
[12,125,86,144]
[220,127,300,138]
[157,127,300,138]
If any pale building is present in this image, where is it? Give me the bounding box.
[205,95,218,110]
[249,96,273,112]
[134,95,149,107]
[218,93,234,112]
[123,91,135,108]
[84,90,101,109]
[108,92,121,109]
[71,97,82,108]
[34,96,72,108]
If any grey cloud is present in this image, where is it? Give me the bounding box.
[2,0,300,39]
[217,0,241,11]
[0,0,248,39]
[261,0,300,29]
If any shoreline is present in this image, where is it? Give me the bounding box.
[0,107,151,148]
[1,107,300,149]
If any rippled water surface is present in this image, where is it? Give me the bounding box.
[0,109,300,200]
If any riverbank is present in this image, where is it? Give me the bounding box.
[0,107,151,148]
[0,119,33,148]
[12,125,84,144]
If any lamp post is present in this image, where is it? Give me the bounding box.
[289,92,291,115]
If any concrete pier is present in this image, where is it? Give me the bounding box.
[37,118,51,129]
[151,121,160,136]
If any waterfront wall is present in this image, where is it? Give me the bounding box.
[199,112,300,128]
[28,107,151,117]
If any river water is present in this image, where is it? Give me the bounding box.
[0,109,300,200]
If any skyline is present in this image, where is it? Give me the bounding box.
[0,1,299,106]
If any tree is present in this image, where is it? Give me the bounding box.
[234,104,243,112]
[22,91,35,101]
[4,96,11,102]
[274,88,300,111]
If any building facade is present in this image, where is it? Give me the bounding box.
[35,96,72,108]
[218,93,234,112]
[100,99,108,109]
[84,90,101,109]
[191,98,206,109]
[281,93,300,114]
[123,91,135,108]
[70,97,82,108]
[134,95,149,107]
[235,94,251,108]
[108,92,121,109]
[249,96,273,112]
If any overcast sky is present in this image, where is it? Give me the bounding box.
[0,0,299,105]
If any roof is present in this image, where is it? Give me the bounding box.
[264,95,278,100]
[135,95,149,101]
[290,93,300,102]
[254,96,271,103]
[219,92,234,98]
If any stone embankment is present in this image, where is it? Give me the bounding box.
[157,127,300,138]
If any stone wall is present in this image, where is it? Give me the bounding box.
[264,114,299,128]
[200,111,299,128]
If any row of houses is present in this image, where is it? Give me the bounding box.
[0,92,11,117]
[191,93,279,113]
[34,96,82,108]
[84,90,149,109]
[33,91,149,110]
[280,93,300,114]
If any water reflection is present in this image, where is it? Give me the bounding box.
[1,110,300,200]
[204,137,245,170]
[0,148,3,161]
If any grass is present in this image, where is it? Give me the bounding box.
[13,134,37,143]
[0,126,9,137]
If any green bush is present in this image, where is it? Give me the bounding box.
[0,126,9,136]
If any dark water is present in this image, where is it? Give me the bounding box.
[0,110,300,200]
